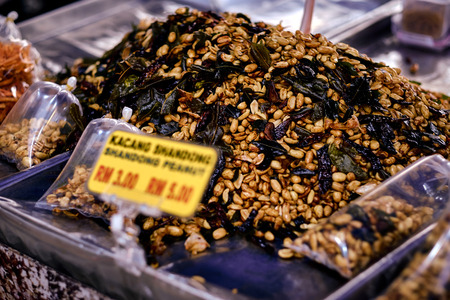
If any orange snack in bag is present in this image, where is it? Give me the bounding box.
[0,41,36,123]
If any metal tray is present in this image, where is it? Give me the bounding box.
[1,0,447,299]
[0,156,441,300]
[0,152,71,182]
[0,160,18,180]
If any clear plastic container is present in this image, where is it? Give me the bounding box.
[35,118,142,219]
[0,78,82,170]
[392,0,450,50]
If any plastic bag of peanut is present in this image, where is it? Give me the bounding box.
[0,79,82,170]
[286,154,449,278]
[36,118,142,219]
[376,205,450,300]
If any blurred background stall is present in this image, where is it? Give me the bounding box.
[0,0,79,21]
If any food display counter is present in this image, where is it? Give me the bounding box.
[0,1,449,299]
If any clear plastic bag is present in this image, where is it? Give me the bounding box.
[0,78,82,170]
[286,154,450,278]
[35,118,142,219]
[376,205,450,300]
[0,12,42,123]
[0,11,21,40]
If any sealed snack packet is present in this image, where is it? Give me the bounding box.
[0,11,42,123]
[376,205,450,300]
[286,154,449,278]
[35,117,141,219]
[0,77,82,170]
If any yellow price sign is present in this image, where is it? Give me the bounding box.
[87,130,218,217]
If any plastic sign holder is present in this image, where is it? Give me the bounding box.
[87,130,218,274]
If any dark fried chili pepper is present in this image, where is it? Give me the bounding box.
[344,76,383,111]
[358,115,408,124]
[263,122,275,141]
[317,145,332,194]
[366,121,397,154]
[290,107,313,121]
[291,167,316,176]
[252,139,288,170]
[266,80,281,103]
[298,133,329,148]
[274,119,291,140]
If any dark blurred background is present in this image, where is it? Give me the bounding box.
[0,0,80,22]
